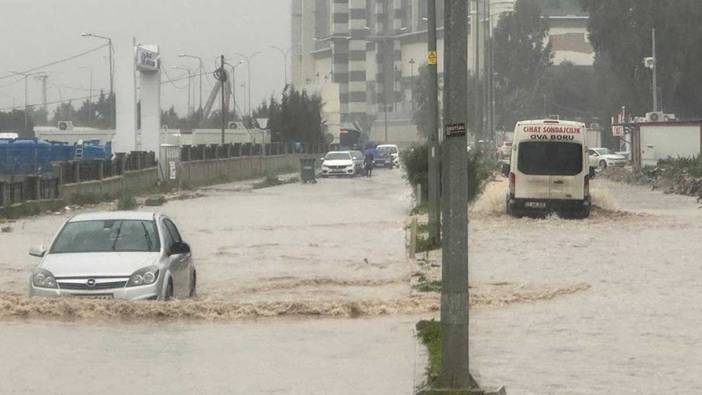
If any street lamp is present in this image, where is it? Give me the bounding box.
[233,52,262,118]
[171,66,193,118]
[224,61,245,119]
[81,32,113,127]
[178,53,204,114]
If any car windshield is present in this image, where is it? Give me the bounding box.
[378,146,397,154]
[50,220,161,254]
[518,142,583,176]
[325,152,351,160]
[594,148,613,155]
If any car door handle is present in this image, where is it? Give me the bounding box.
[553,180,564,185]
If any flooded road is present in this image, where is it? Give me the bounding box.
[466,179,702,394]
[0,316,425,395]
[2,168,702,394]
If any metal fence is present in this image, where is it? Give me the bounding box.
[0,176,60,208]
[1,151,156,209]
[54,151,157,184]
[180,142,329,162]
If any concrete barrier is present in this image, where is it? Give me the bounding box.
[179,154,309,188]
[60,167,159,203]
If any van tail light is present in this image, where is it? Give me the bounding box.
[509,172,516,195]
[584,175,590,197]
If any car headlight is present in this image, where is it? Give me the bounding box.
[127,265,159,287]
[32,269,57,289]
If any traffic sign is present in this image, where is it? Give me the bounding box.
[427,51,438,65]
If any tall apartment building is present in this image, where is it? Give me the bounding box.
[291,0,592,145]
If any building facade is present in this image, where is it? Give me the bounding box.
[291,0,593,145]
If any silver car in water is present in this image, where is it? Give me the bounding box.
[28,211,196,301]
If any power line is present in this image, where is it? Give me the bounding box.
[0,94,94,112]
[0,43,109,81]
[161,68,188,90]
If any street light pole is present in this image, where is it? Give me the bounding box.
[270,46,291,87]
[652,27,658,112]
[11,71,42,133]
[178,54,204,114]
[172,66,193,118]
[427,0,441,245]
[233,52,262,118]
[81,33,113,127]
[409,58,416,112]
[225,61,245,120]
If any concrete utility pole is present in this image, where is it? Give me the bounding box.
[474,0,482,139]
[220,55,227,145]
[652,27,658,112]
[427,0,441,245]
[439,0,476,390]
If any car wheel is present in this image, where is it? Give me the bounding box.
[189,271,197,298]
[599,160,608,170]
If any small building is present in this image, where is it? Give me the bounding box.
[616,120,702,170]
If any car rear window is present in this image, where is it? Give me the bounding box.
[517,142,583,176]
[325,152,351,160]
[50,220,161,254]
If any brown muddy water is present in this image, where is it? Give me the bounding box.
[2,170,701,393]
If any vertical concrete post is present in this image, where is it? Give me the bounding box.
[114,37,138,153]
[439,0,475,390]
[427,0,441,244]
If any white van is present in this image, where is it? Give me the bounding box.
[504,119,593,218]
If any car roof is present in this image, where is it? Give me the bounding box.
[69,211,158,222]
[326,151,352,155]
[377,144,398,148]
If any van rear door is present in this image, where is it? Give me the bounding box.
[516,141,584,200]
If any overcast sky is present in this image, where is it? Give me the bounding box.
[0,0,290,118]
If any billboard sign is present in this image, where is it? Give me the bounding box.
[136,45,160,72]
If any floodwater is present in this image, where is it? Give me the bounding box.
[466,178,702,394]
[2,169,702,394]
[0,316,425,395]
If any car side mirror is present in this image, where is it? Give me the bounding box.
[29,245,46,258]
[501,162,510,177]
[589,167,596,178]
[169,242,191,256]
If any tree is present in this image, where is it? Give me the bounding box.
[493,0,553,130]
[581,0,702,119]
[254,86,324,143]
[0,110,35,138]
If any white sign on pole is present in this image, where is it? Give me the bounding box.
[136,45,160,72]
[612,125,624,137]
[169,161,177,180]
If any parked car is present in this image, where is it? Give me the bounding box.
[588,147,628,170]
[350,150,365,174]
[497,141,513,159]
[321,151,356,177]
[28,211,196,301]
[375,145,399,168]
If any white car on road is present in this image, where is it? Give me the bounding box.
[28,211,196,301]
[588,147,628,170]
[376,144,400,168]
[321,151,357,177]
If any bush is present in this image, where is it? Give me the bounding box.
[117,195,137,210]
[400,143,429,202]
[400,143,495,204]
